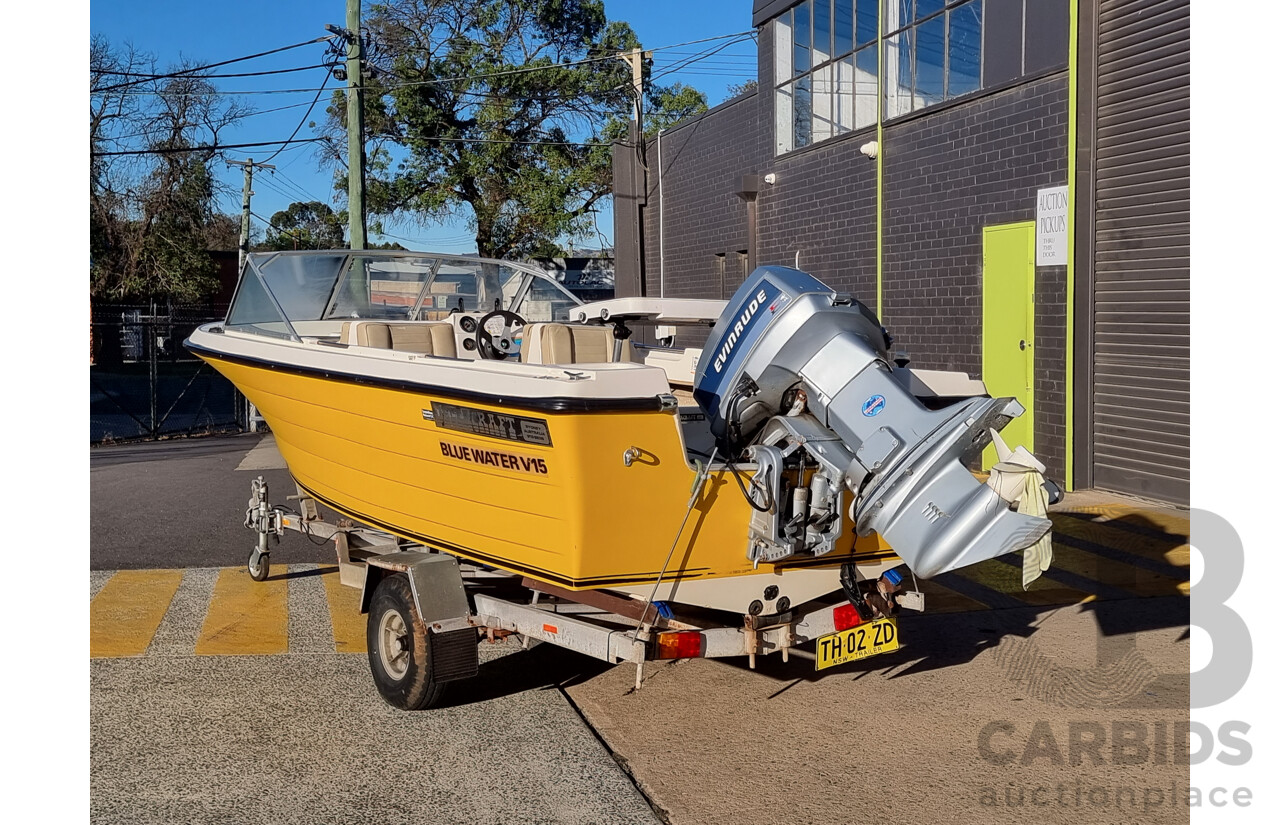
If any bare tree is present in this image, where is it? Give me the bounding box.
[90,37,250,301]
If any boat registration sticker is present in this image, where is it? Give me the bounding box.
[815,618,899,671]
[439,441,549,476]
[429,402,553,447]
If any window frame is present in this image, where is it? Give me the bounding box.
[774,0,879,155]
[881,0,985,120]
[773,0,1009,156]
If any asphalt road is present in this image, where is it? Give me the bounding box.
[90,433,1193,824]
[91,434,334,570]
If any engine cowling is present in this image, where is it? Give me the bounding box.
[693,266,1051,579]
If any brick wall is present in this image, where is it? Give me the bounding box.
[621,48,1070,478]
[755,132,879,302]
[640,91,766,303]
[881,75,1070,477]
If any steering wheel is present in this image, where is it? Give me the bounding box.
[475,310,527,360]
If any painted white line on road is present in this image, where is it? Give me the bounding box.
[147,568,219,657]
[235,434,287,471]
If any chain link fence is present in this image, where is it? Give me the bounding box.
[90,301,249,444]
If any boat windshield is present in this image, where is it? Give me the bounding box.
[224,250,582,340]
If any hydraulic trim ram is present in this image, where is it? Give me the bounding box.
[693,266,1051,578]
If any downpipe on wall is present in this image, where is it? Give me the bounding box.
[658,128,666,298]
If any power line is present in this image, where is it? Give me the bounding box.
[257,72,331,164]
[93,133,630,158]
[648,35,756,86]
[95,63,329,81]
[253,173,315,206]
[93,98,336,145]
[265,169,325,204]
[650,31,755,52]
[250,208,315,247]
[93,35,339,93]
[91,137,325,157]
[108,31,759,98]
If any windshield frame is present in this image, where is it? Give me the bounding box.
[226,250,583,342]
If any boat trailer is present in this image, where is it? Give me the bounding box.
[244,475,927,709]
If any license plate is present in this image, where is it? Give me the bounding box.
[815,618,900,671]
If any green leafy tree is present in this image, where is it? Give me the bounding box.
[325,0,707,260]
[261,201,348,250]
[601,82,708,142]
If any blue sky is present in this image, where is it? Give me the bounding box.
[90,0,759,254]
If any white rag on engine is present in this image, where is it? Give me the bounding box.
[985,429,1054,589]
[1016,470,1054,589]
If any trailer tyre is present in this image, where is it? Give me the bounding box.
[366,573,445,710]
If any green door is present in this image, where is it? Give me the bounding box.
[982,222,1035,469]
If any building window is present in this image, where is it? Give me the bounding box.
[883,0,984,118]
[775,0,879,154]
[774,0,1065,154]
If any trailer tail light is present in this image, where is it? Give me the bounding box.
[655,631,704,659]
[832,602,863,632]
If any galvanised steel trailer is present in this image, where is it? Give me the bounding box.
[244,475,925,710]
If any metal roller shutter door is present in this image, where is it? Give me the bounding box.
[1091,0,1190,504]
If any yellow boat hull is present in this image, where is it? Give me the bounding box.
[202,354,896,591]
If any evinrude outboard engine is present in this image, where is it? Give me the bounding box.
[693,266,1051,578]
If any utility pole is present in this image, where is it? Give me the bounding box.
[342,0,367,251]
[228,158,275,269]
[616,47,652,131]
[227,157,273,434]
[615,47,652,298]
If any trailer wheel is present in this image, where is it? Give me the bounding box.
[366,573,445,710]
[247,550,270,582]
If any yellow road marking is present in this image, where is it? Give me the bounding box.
[194,567,289,655]
[915,579,992,614]
[951,559,1096,607]
[1046,541,1185,598]
[1051,513,1189,568]
[90,570,184,658]
[1063,503,1190,538]
[320,565,367,653]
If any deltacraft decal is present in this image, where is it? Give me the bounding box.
[429,402,553,446]
[439,441,549,475]
[862,395,886,417]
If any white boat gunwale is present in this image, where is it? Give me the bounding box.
[187,324,676,413]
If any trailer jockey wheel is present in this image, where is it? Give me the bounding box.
[475,310,526,360]
[247,547,270,582]
[366,574,446,710]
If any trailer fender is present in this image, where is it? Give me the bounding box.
[363,551,472,632]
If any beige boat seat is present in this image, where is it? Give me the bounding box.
[521,323,632,364]
[340,321,458,358]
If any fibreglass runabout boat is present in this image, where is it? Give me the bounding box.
[187,249,1058,707]
[187,249,1055,609]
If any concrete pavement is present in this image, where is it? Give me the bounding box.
[92,646,660,825]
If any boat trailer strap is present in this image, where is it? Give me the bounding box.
[520,578,695,630]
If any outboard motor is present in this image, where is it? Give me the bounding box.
[693,266,1051,579]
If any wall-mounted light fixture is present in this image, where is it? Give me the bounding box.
[859,141,879,160]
